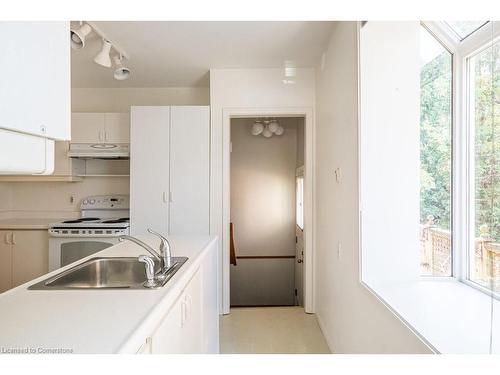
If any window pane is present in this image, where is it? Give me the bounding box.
[469,40,500,291]
[296,176,304,230]
[419,26,453,276]
[444,21,489,40]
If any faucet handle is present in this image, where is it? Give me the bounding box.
[138,255,156,288]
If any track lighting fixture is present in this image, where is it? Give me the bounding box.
[113,55,131,80]
[71,21,131,81]
[70,23,92,50]
[94,39,113,68]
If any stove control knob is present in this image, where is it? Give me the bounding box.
[90,199,95,204]
[83,200,88,205]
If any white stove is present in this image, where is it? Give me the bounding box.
[48,195,130,271]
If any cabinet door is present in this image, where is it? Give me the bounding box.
[71,113,105,144]
[169,106,210,235]
[0,22,70,140]
[151,292,184,353]
[181,268,203,353]
[12,230,49,287]
[130,107,170,236]
[104,113,130,143]
[0,231,12,293]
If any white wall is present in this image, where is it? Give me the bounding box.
[230,118,298,306]
[210,68,315,312]
[314,21,431,353]
[7,178,129,218]
[72,87,209,112]
[360,22,421,285]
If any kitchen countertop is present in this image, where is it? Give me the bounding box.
[0,218,68,230]
[0,234,217,354]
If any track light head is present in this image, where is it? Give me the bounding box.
[94,39,113,68]
[113,55,131,80]
[70,23,92,50]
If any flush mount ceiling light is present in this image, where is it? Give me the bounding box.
[268,120,280,134]
[250,119,285,138]
[70,23,92,50]
[94,39,113,68]
[262,126,273,138]
[113,55,131,80]
[251,121,264,136]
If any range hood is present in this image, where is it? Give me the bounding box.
[68,143,130,159]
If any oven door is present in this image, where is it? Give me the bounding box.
[48,236,120,272]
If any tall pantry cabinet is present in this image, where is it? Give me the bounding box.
[130,106,210,237]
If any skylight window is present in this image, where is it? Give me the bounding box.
[444,21,489,40]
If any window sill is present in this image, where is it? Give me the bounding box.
[362,277,499,353]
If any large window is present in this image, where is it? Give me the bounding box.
[468,39,500,292]
[419,26,453,276]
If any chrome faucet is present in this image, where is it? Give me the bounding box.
[147,228,173,270]
[118,235,162,264]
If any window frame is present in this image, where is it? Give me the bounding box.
[463,34,500,296]
[419,22,456,279]
[424,21,500,298]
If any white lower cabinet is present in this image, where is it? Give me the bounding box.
[0,230,49,293]
[150,267,203,354]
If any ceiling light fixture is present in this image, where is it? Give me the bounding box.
[70,23,93,50]
[262,126,273,138]
[113,55,131,80]
[268,120,280,134]
[94,39,113,68]
[251,121,264,136]
[250,118,285,138]
[274,126,284,136]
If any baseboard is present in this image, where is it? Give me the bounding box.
[315,311,335,354]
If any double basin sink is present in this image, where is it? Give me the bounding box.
[29,256,188,290]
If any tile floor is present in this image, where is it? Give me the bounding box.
[219,306,331,354]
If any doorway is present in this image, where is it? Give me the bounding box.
[229,117,305,307]
[221,107,314,315]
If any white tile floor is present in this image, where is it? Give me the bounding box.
[220,306,331,354]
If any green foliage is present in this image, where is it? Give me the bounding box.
[420,52,452,229]
[420,41,500,241]
[473,43,500,241]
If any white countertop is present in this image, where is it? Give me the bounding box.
[0,218,65,230]
[0,234,217,354]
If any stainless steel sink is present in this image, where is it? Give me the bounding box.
[28,256,187,290]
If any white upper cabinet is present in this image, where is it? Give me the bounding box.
[130,106,210,237]
[71,113,105,143]
[72,112,130,144]
[0,22,70,140]
[169,106,210,235]
[104,113,130,143]
[130,107,170,235]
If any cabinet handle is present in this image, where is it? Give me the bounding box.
[162,192,168,204]
[11,232,15,245]
[169,191,173,203]
[104,131,108,141]
[4,233,9,245]
[98,130,103,142]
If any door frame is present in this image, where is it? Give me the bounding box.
[221,106,315,314]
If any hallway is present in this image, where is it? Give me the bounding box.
[220,307,331,354]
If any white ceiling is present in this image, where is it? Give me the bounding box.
[71,21,333,88]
